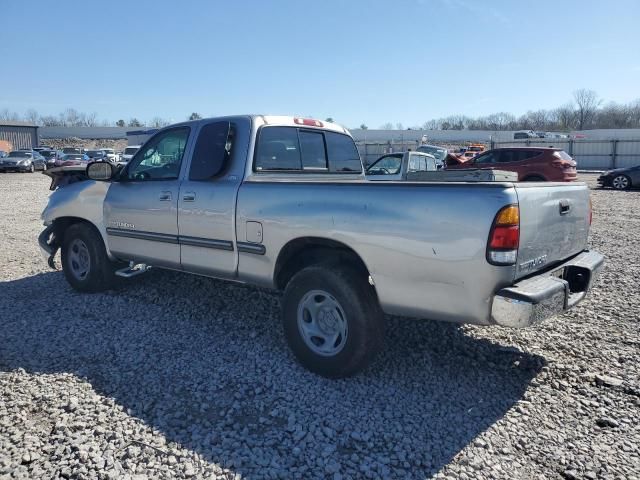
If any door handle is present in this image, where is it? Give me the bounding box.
[182,192,196,202]
[159,191,172,201]
[559,200,571,215]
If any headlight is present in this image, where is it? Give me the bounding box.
[19,159,31,165]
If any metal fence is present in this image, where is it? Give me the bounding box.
[490,139,640,170]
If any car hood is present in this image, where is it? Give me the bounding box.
[603,167,631,175]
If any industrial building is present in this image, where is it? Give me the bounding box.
[0,121,39,151]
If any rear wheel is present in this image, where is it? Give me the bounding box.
[612,174,631,190]
[281,264,384,377]
[61,223,116,292]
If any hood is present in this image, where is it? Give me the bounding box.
[604,167,630,175]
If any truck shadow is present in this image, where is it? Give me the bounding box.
[0,270,544,479]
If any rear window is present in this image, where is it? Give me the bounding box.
[255,127,361,173]
[124,147,139,155]
[63,147,82,154]
[555,150,572,160]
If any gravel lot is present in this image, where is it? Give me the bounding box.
[0,172,638,480]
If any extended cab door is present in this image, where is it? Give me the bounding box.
[178,118,248,278]
[104,126,192,268]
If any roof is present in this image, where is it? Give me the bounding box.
[0,120,38,128]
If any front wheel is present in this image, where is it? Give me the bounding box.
[281,264,384,378]
[612,174,631,190]
[61,223,116,292]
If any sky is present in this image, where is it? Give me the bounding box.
[1,0,639,128]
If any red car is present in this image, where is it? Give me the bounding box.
[446,147,577,182]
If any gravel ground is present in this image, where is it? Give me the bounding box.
[0,172,638,480]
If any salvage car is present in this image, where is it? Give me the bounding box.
[366,151,438,180]
[597,165,640,190]
[0,150,47,172]
[446,147,577,182]
[416,144,447,168]
[39,115,603,377]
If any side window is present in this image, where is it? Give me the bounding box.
[189,121,233,180]
[408,155,420,172]
[474,152,497,164]
[325,132,362,173]
[516,150,541,162]
[499,150,515,163]
[126,127,190,181]
[299,130,327,170]
[255,127,302,171]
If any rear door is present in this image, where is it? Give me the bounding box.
[514,183,590,279]
[104,126,191,268]
[177,119,244,278]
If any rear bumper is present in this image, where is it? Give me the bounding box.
[491,250,604,328]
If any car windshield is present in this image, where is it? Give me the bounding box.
[102,149,114,153]
[63,148,82,154]
[8,151,30,157]
[64,154,84,160]
[417,146,446,161]
[367,155,402,175]
[87,150,103,156]
[41,151,56,158]
[124,147,139,155]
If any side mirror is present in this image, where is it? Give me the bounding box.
[86,161,115,181]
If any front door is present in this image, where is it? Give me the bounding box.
[104,126,192,268]
[178,120,241,278]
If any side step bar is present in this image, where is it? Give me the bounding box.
[115,261,151,278]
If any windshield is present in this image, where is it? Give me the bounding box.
[124,147,139,155]
[102,149,114,154]
[63,154,84,160]
[41,151,56,158]
[417,146,446,161]
[367,154,402,175]
[62,147,82,154]
[8,151,31,157]
[86,150,103,156]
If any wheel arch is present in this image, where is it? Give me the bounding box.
[50,216,113,258]
[274,237,374,292]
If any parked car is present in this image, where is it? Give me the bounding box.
[40,149,58,167]
[0,150,7,158]
[366,151,438,180]
[597,165,640,190]
[0,150,47,172]
[58,153,89,167]
[120,145,141,165]
[446,147,577,182]
[100,148,118,163]
[416,144,447,168]
[39,115,602,377]
[62,147,83,155]
[513,130,537,140]
[86,150,107,161]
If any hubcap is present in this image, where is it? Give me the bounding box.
[68,239,91,281]
[297,290,348,356]
[613,176,628,189]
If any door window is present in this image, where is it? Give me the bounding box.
[126,127,190,181]
[299,130,327,170]
[325,132,362,172]
[474,152,498,164]
[189,122,233,180]
[366,154,402,175]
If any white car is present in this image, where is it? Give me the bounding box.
[119,145,140,166]
[101,148,118,163]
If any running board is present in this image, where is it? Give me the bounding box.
[115,262,151,278]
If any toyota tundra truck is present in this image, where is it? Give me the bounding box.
[38,115,603,377]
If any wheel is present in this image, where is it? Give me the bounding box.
[61,223,116,292]
[281,264,384,377]
[611,174,631,190]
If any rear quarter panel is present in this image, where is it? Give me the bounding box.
[236,180,518,325]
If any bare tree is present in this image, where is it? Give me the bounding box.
[150,117,170,128]
[128,118,143,127]
[380,122,393,130]
[25,109,39,125]
[116,119,126,127]
[573,88,600,130]
[0,109,20,121]
[395,122,404,130]
[553,103,576,131]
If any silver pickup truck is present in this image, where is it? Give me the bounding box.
[39,115,603,377]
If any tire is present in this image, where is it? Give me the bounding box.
[61,223,116,292]
[611,174,631,190]
[281,264,384,378]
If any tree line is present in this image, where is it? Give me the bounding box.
[359,90,639,131]
[0,109,205,128]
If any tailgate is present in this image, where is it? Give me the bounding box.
[514,182,590,279]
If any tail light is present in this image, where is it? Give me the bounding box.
[487,205,520,265]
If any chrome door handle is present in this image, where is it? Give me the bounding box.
[159,191,172,201]
[182,192,196,202]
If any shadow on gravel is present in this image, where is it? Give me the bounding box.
[0,270,545,479]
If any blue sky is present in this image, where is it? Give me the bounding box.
[1,0,639,128]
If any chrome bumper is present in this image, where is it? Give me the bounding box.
[491,250,604,328]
